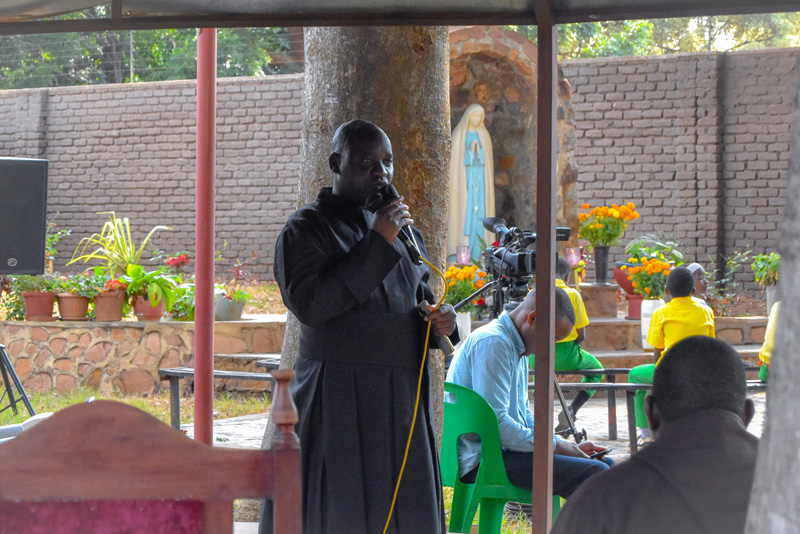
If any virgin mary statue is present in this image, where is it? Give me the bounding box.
[447,104,495,263]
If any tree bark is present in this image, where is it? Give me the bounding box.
[744,57,800,533]
[260,25,451,447]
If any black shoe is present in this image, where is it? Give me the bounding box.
[503,502,533,522]
[555,407,575,433]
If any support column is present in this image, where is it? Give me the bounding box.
[532,21,559,534]
[194,27,217,446]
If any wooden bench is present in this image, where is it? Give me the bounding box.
[158,367,276,430]
[543,380,768,453]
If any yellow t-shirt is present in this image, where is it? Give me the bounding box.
[646,296,715,363]
[759,301,780,366]
[555,279,590,343]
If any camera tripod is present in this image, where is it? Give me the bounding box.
[452,279,586,444]
[0,344,35,418]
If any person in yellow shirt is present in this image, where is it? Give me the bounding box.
[551,257,605,432]
[628,267,715,444]
[758,301,779,382]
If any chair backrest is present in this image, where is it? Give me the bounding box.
[0,370,301,534]
[442,382,516,488]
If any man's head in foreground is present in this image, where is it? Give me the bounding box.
[646,336,754,435]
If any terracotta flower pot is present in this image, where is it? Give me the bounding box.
[613,263,636,294]
[22,291,56,322]
[133,295,165,321]
[57,293,90,321]
[94,290,126,321]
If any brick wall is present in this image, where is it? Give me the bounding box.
[0,75,303,280]
[1,48,795,288]
[562,48,797,291]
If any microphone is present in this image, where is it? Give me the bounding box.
[367,184,422,265]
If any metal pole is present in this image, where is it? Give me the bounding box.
[194,27,217,446]
[532,21,559,534]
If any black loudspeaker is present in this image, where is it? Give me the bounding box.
[0,157,48,275]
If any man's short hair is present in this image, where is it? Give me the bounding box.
[331,119,384,154]
[652,336,746,421]
[686,262,705,276]
[554,286,576,328]
[666,267,695,297]
[556,257,571,279]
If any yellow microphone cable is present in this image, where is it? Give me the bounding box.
[382,254,448,534]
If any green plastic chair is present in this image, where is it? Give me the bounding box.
[442,382,560,534]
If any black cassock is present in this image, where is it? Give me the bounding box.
[274,188,451,534]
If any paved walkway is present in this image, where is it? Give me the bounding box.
[187,392,767,459]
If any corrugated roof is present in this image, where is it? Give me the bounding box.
[1,0,798,31]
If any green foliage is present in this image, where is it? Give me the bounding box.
[68,212,170,276]
[508,12,800,60]
[170,281,196,321]
[707,249,751,316]
[59,272,106,298]
[624,233,684,266]
[45,216,71,272]
[751,252,780,287]
[122,264,180,312]
[11,274,58,293]
[0,8,297,90]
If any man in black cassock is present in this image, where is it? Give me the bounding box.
[274,119,458,534]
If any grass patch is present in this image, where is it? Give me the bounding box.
[1,387,270,426]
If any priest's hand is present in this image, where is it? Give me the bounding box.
[424,303,457,337]
[371,197,413,244]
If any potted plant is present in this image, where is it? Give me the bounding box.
[56,272,103,321]
[122,264,179,321]
[13,275,58,322]
[170,281,196,322]
[577,201,640,284]
[93,271,129,322]
[443,264,489,338]
[68,212,170,276]
[752,252,780,312]
[619,254,672,350]
[214,256,254,321]
[615,234,683,319]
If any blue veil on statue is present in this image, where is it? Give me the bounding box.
[447,104,495,263]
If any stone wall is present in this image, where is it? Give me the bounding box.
[0,317,286,395]
[561,49,796,290]
[0,47,794,289]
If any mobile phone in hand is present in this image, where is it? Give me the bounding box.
[589,448,612,459]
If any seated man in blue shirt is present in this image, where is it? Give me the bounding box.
[446,286,614,497]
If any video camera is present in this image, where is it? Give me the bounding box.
[482,217,571,317]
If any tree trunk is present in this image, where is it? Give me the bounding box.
[744,58,800,532]
[260,25,451,447]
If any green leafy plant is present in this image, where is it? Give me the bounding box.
[122,264,179,312]
[624,233,684,266]
[218,255,255,303]
[707,249,751,316]
[12,274,58,293]
[751,252,780,288]
[68,212,170,276]
[59,272,106,298]
[170,281,196,321]
[45,216,71,274]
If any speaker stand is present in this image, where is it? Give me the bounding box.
[0,344,35,418]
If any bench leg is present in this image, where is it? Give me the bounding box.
[169,377,181,430]
[607,374,617,441]
[626,390,637,454]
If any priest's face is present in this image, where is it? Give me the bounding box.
[330,127,394,205]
